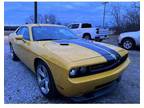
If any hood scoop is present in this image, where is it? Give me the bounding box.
[59,43,69,46]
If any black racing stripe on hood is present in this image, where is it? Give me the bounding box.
[54,39,118,62]
[75,39,122,60]
[93,42,121,60]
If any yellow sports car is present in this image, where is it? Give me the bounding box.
[9,24,129,100]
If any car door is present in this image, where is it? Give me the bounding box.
[12,27,27,58]
[69,24,81,37]
[14,27,34,68]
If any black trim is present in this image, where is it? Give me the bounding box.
[70,54,128,78]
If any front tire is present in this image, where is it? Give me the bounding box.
[36,60,57,98]
[122,38,135,50]
[95,39,103,42]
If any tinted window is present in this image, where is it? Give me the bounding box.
[70,24,79,29]
[23,28,30,40]
[32,26,79,41]
[67,25,72,28]
[16,27,30,40]
[81,23,92,28]
[16,27,25,35]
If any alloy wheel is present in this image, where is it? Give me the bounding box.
[37,64,50,95]
[123,40,133,50]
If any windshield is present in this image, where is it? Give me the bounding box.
[32,26,79,41]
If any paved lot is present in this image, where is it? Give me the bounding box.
[4,35,140,103]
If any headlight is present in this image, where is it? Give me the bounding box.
[69,67,87,78]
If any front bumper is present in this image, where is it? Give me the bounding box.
[56,58,130,97]
[71,78,120,102]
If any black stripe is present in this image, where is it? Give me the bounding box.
[93,43,121,60]
[78,40,121,60]
[55,39,118,62]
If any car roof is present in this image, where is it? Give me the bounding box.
[22,24,65,28]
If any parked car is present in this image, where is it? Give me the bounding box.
[118,31,140,50]
[9,24,129,101]
[68,23,109,41]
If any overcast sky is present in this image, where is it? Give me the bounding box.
[4,2,139,26]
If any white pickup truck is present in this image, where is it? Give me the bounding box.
[68,23,109,41]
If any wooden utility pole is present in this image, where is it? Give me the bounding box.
[102,2,108,28]
[34,1,38,24]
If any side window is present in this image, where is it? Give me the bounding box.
[71,24,79,29]
[23,27,30,40]
[81,23,92,28]
[16,27,25,35]
[68,25,72,29]
[16,27,30,40]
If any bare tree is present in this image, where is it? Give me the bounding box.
[110,3,140,34]
[25,15,34,24]
[123,7,140,32]
[44,15,49,23]
[48,14,56,24]
[111,4,123,34]
[25,14,59,24]
[133,2,140,9]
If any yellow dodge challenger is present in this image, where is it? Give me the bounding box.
[9,24,130,100]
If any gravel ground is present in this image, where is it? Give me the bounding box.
[4,35,140,103]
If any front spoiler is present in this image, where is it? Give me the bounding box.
[70,78,120,102]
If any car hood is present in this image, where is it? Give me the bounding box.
[120,31,140,37]
[35,39,127,63]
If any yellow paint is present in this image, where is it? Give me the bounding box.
[9,24,130,97]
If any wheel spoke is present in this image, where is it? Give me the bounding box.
[124,41,132,49]
[41,65,47,74]
[37,64,50,95]
[45,80,49,92]
[39,79,45,87]
[41,87,48,94]
[37,68,45,78]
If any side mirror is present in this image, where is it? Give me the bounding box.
[15,35,23,40]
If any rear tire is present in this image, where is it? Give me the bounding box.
[36,60,58,98]
[83,34,91,40]
[9,44,19,61]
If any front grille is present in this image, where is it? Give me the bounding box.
[87,54,128,75]
[70,54,128,78]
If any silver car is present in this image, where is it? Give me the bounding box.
[118,31,140,50]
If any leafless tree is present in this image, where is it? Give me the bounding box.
[47,14,56,24]
[111,4,123,34]
[133,2,140,9]
[25,14,59,24]
[110,3,140,34]
[25,15,34,24]
[123,7,140,32]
